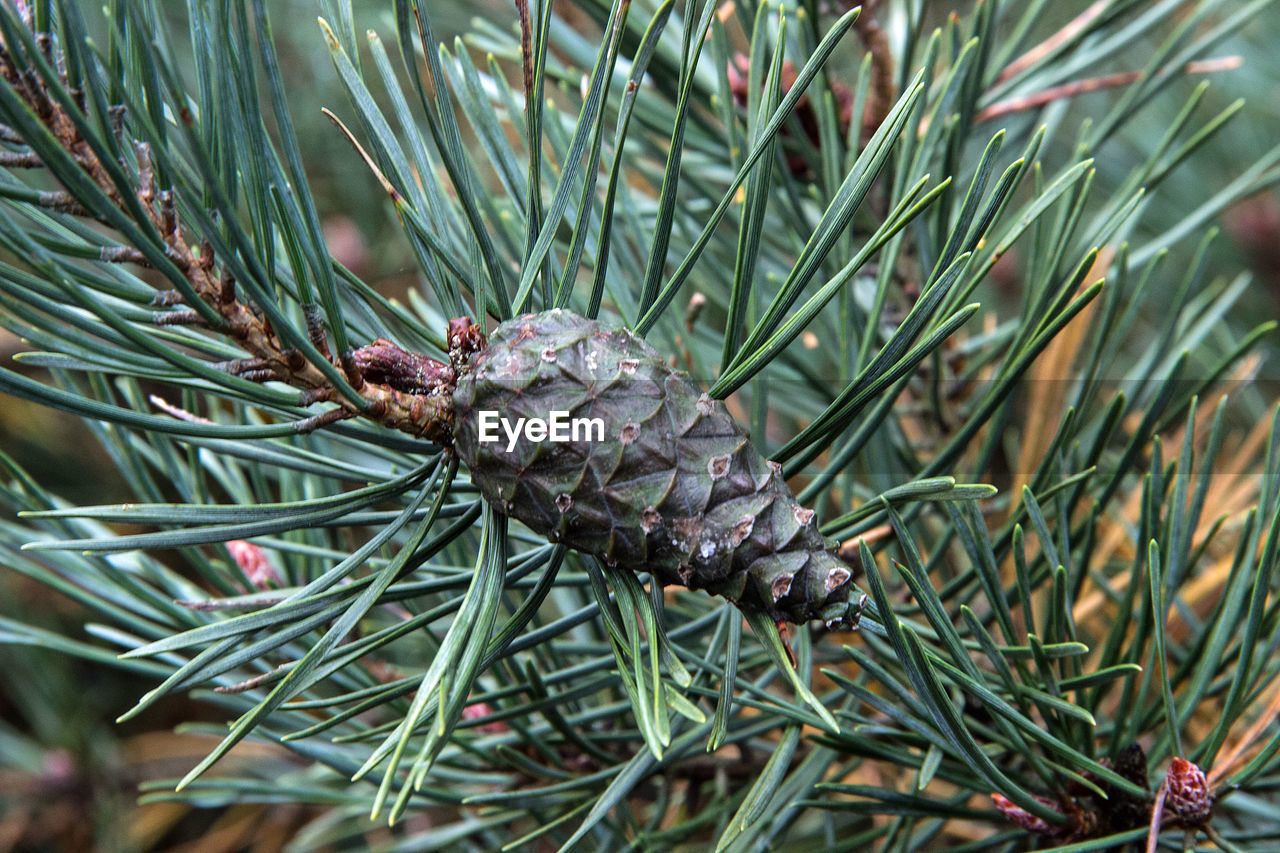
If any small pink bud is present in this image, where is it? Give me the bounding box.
[462,701,508,735]
[991,793,1060,836]
[42,748,74,783]
[226,540,281,589]
[1165,757,1212,824]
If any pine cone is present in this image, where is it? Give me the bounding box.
[451,309,857,624]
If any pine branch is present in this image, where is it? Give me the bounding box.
[0,31,460,444]
[0,0,1279,848]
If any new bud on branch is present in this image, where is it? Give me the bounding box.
[1165,758,1213,825]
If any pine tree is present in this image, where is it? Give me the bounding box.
[1,0,1279,849]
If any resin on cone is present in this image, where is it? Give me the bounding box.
[451,309,856,624]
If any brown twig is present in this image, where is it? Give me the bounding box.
[1208,678,1280,789]
[34,189,89,215]
[1,31,467,447]
[1145,780,1169,853]
[214,663,292,694]
[99,245,150,265]
[293,406,356,435]
[0,149,41,167]
[999,0,1110,83]
[148,394,212,424]
[151,309,204,326]
[515,0,535,115]
[978,56,1244,123]
[176,594,285,611]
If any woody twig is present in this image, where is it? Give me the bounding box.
[0,30,470,446]
[978,56,1243,123]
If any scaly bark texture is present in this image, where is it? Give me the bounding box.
[452,309,857,624]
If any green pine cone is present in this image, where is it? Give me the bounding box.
[452,309,855,624]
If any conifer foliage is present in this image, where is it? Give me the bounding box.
[1,0,1279,849]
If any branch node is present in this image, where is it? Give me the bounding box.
[340,350,366,391]
[293,406,355,434]
[152,309,203,326]
[211,356,269,375]
[150,289,184,307]
[218,269,236,306]
[158,189,177,237]
[108,104,126,147]
[282,347,306,371]
[0,149,42,168]
[101,245,149,265]
[134,141,154,207]
[299,386,334,406]
[303,304,331,360]
[36,189,89,215]
[197,239,215,271]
